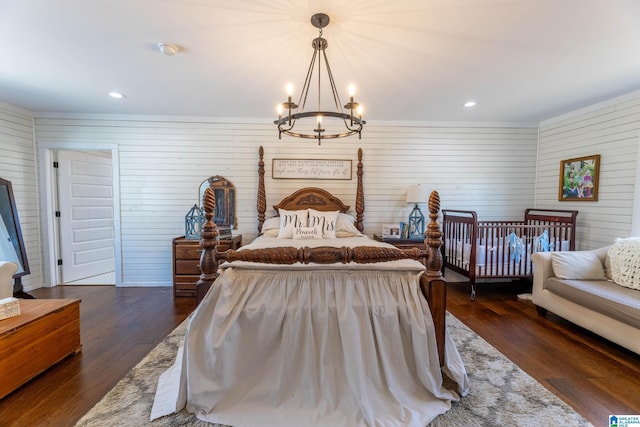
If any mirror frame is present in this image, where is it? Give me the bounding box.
[0,177,30,279]
[198,175,236,229]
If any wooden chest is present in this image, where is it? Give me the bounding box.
[172,235,242,297]
[0,299,81,399]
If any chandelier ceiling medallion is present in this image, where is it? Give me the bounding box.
[274,13,366,145]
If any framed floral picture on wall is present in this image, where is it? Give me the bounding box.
[558,154,600,201]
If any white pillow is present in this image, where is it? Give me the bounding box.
[263,228,279,237]
[277,209,308,239]
[607,238,640,290]
[293,226,323,240]
[550,251,606,280]
[308,209,339,239]
[261,217,280,236]
[336,213,363,237]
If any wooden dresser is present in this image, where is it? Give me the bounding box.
[172,235,242,297]
[0,299,81,399]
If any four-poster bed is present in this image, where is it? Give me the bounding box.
[151,147,468,426]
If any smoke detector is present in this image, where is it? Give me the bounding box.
[157,43,179,56]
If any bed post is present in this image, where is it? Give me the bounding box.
[421,190,447,366]
[196,187,220,303]
[355,147,364,232]
[257,146,266,233]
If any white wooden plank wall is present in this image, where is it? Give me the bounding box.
[34,116,537,286]
[536,92,640,250]
[0,102,42,289]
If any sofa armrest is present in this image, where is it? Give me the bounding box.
[531,252,553,295]
[0,261,18,299]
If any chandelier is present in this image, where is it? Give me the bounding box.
[274,13,366,145]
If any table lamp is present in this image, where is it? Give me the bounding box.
[406,185,426,239]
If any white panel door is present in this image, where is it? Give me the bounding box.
[58,151,115,283]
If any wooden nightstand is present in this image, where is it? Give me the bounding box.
[373,234,428,265]
[172,235,242,297]
[373,234,426,251]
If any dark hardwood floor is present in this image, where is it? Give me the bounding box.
[1,281,638,426]
[446,279,640,426]
[0,286,197,427]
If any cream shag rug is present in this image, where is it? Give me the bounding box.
[75,314,592,427]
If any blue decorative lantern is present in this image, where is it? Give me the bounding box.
[406,185,427,240]
[185,204,204,239]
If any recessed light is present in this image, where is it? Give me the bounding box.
[158,42,179,56]
[109,92,126,99]
[464,100,476,108]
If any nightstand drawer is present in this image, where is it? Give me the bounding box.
[175,259,201,275]
[175,245,202,260]
[172,235,243,297]
[174,289,196,297]
[174,279,199,297]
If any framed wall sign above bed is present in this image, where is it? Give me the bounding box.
[272,158,352,180]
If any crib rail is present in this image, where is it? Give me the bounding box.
[442,208,578,300]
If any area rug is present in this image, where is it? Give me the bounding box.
[74,314,592,427]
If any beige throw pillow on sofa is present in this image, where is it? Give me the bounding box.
[550,251,606,280]
[607,238,640,290]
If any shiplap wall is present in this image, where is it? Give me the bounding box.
[0,101,42,288]
[34,116,537,287]
[536,91,640,250]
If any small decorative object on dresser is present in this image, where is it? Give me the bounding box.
[0,297,20,320]
[381,224,402,238]
[172,235,242,297]
[184,204,203,239]
[406,184,427,239]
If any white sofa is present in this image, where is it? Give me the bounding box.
[532,245,640,355]
[0,261,18,299]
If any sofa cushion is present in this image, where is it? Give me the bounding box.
[550,251,606,280]
[546,277,640,329]
[608,238,640,290]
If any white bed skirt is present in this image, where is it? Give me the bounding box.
[152,268,469,427]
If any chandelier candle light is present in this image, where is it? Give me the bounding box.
[274,13,366,145]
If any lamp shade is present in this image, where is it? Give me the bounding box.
[406,185,427,204]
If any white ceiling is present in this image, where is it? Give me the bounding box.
[2,0,640,123]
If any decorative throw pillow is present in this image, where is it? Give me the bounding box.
[308,209,339,239]
[293,226,323,240]
[261,217,280,237]
[550,251,606,280]
[335,213,363,237]
[607,238,640,290]
[277,209,308,239]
